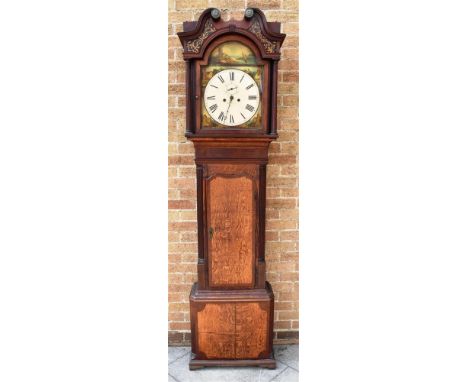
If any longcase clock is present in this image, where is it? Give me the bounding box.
[177,7,285,370]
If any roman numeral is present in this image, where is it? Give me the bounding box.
[217,75,224,83]
[240,112,246,119]
[209,104,218,113]
[248,95,257,100]
[229,72,234,81]
[240,74,245,83]
[210,84,218,89]
[245,104,255,112]
[218,111,225,121]
[207,95,215,100]
[229,115,235,124]
[246,83,254,90]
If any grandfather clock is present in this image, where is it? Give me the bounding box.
[177,8,285,370]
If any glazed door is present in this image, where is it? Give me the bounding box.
[205,164,258,289]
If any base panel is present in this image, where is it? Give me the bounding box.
[189,357,276,370]
[189,282,275,369]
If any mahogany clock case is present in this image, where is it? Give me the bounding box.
[177,8,286,370]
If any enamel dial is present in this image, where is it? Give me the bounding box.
[203,68,260,127]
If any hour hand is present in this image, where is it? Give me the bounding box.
[226,95,234,113]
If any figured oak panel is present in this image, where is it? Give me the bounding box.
[197,303,236,359]
[207,174,255,287]
[195,301,269,359]
[235,302,268,359]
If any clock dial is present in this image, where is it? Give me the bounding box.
[203,69,260,127]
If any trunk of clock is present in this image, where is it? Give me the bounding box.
[188,138,275,369]
[206,164,256,288]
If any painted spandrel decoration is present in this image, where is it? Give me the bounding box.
[201,42,263,129]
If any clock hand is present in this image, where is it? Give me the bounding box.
[226,95,234,114]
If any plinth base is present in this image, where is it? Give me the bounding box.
[189,356,276,370]
[189,282,275,370]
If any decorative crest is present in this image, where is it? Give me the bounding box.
[185,19,216,53]
[248,19,279,54]
[177,8,285,60]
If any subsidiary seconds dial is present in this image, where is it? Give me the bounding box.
[203,69,260,127]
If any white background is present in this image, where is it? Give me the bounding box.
[0,1,467,381]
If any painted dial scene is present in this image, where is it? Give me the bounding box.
[203,69,260,127]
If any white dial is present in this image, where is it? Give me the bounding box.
[203,68,260,127]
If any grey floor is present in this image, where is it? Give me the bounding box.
[169,345,298,382]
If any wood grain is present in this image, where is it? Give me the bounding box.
[207,175,254,287]
[197,303,236,359]
[235,302,268,359]
[196,301,268,360]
